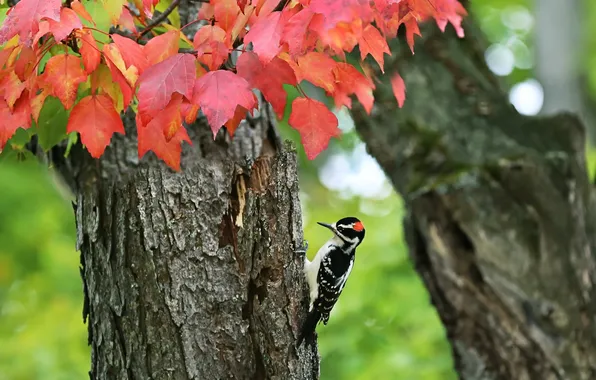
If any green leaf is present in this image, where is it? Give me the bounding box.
[82,1,112,44]
[35,97,69,151]
[64,132,78,158]
[156,0,181,28]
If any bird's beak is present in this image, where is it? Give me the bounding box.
[317,222,334,232]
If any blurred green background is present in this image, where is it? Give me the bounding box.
[2,0,596,379]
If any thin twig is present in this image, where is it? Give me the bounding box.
[137,0,181,40]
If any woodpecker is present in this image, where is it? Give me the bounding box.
[297,217,366,346]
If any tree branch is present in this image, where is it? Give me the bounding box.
[137,0,181,40]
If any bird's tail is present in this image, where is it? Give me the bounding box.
[297,309,321,347]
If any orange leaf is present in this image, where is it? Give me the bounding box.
[224,105,247,137]
[288,97,340,160]
[118,7,136,32]
[72,0,95,25]
[144,31,180,65]
[213,0,240,32]
[358,24,390,71]
[103,49,134,109]
[77,29,101,74]
[66,94,125,158]
[0,70,25,109]
[137,111,191,171]
[48,7,83,42]
[193,25,230,71]
[42,54,87,110]
[191,70,256,135]
[390,71,406,108]
[0,93,31,148]
[331,62,375,114]
[0,0,61,46]
[296,52,337,92]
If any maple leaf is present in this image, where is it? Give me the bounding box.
[137,111,191,171]
[0,92,32,149]
[137,53,196,126]
[390,71,406,107]
[308,0,372,31]
[48,7,83,42]
[236,52,297,119]
[72,0,95,25]
[103,47,134,109]
[192,70,257,135]
[118,8,137,32]
[66,94,124,158]
[224,106,247,137]
[145,31,180,65]
[0,71,25,109]
[213,0,240,32]
[281,9,323,57]
[193,26,230,71]
[244,11,288,63]
[296,52,337,93]
[91,64,124,111]
[101,0,127,25]
[111,34,150,74]
[77,29,101,74]
[288,97,340,160]
[0,0,61,46]
[332,62,375,114]
[358,24,390,71]
[42,54,87,110]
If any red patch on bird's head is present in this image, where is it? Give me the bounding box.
[353,221,364,232]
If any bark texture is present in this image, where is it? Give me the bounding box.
[352,19,596,380]
[49,101,318,379]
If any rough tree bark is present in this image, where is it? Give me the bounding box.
[48,106,319,379]
[352,13,596,380]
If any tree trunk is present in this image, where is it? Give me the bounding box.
[49,96,318,379]
[352,15,596,380]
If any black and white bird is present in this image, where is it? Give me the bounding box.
[297,217,366,346]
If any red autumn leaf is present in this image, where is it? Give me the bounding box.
[193,25,230,71]
[0,0,61,46]
[296,52,337,93]
[144,31,180,65]
[48,7,83,42]
[244,11,287,63]
[332,62,375,114]
[213,0,240,32]
[77,29,101,74]
[0,93,31,148]
[281,9,322,57]
[288,97,340,160]
[307,0,372,32]
[358,24,390,71]
[192,70,257,135]
[111,34,150,74]
[390,71,406,107]
[71,0,94,25]
[66,94,125,158]
[137,53,196,125]
[137,111,191,171]
[42,54,87,110]
[236,52,297,119]
[431,0,467,38]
